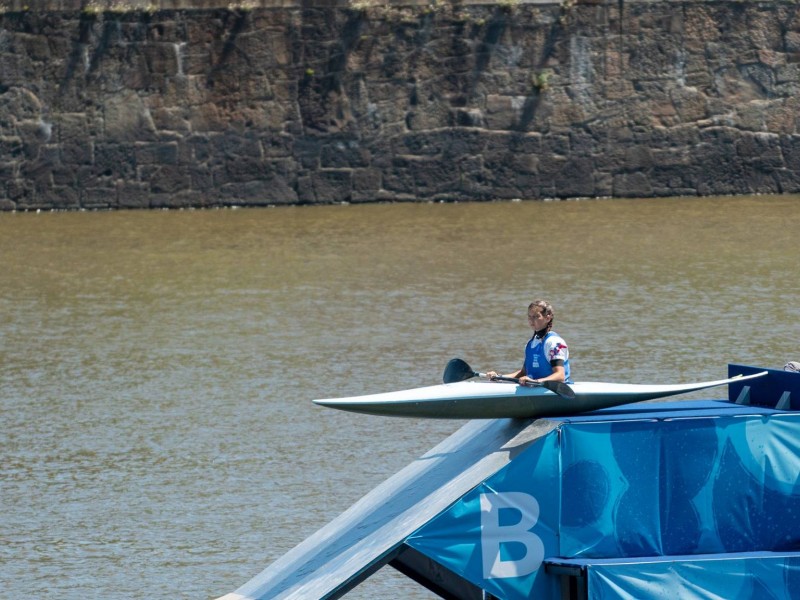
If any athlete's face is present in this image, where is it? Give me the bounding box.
[527,308,549,331]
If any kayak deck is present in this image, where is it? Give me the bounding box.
[313,372,768,419]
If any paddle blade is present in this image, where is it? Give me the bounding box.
[443,358,477,384]
[541,380,576,400]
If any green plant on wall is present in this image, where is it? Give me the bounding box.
[498,0,521,12]
[559,0,576,25]
[349,0,377,10]
[78,0,164,15]
[532,69,552,91]
[227,0,257,10]
[81,1,103,15]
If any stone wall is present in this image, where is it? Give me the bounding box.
[1,0,800,209]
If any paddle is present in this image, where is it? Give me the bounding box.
[443,358,576,400]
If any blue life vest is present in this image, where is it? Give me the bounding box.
[524,331,571,382]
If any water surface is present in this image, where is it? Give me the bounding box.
[2,196,799,598]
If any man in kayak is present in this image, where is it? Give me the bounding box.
[487,299,572,386]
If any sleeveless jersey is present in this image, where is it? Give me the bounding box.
[524,331,571,382]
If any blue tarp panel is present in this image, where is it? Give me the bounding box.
[582,552,800,599]
[406,427,562,599]
[407,409,800,600]
[560,414,800,558]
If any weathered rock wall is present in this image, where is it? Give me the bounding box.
[1,0,800,209]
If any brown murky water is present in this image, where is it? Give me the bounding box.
[2,196,799,599]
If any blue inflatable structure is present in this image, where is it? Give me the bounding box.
[219,364,800,600]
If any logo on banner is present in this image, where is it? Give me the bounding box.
[480,492,544,579]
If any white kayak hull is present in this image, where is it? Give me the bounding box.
[313,371,768,419]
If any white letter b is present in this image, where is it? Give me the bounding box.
[480,492,544,579]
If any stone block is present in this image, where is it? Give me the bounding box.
[671,87,708,123]
[150,107,192,133]
[143,42,180,76]
[613,172,652,197]
[139,165,192,194]
[7,178,33,202]
[411,158,460,197]
[82,187,117,209]
[217,177,297,205]
[651,147,690,167]
[39,186,80,210]
[510,153,539,175]
[103,91,158,141]
[405,105,450,131]
[228,155,269,181]
[397,131,445,156]
[296,175,315,202]
[56,113,89,143]
[0,86,43,122]
[262,133,294,158]
[17,119,53,159]
[61,140,93,165]
[485,94,524,130]
[623,146,654,170]
[555,157,595,197]
[775,168,800,193]
[117,181,151,209]
[293,138,322,169]
[312,169,352,203]
[450,108,485,128]
[135,142,179,165]
[736,133,784,171]
[351,167,381,202]
[0,138,23,173]
[446,129,492,158]
[383,158,417,194]
[186,103,225,133]
[150,192,186,208]
[321,139,370,168]
[189,165,214,191]
[95,143,137,178]
[784,31,800,53]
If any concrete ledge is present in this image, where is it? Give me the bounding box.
[0,0,567,12]
[6,0,789,10]
[3,0,796,15]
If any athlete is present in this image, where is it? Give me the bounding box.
[487,299,572,386]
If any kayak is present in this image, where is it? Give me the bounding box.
[312,371,768,419]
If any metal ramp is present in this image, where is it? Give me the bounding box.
[217,417,558,600]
